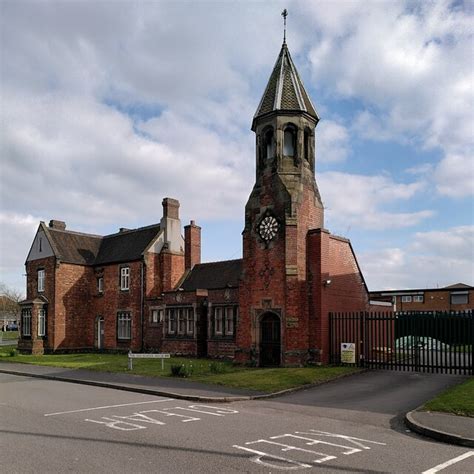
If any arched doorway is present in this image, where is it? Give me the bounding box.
[260,313,281,366]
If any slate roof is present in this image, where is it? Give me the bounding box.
[45,227,102,265]
[253,43,318,128]
[180,259,242,291]
[43,223,161,266]
[95,224,161,265]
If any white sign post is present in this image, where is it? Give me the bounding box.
[128,351,171,371]
[340,343,356,364]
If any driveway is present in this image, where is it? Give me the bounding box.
[263,370,467,431]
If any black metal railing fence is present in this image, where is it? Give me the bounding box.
[329,310,473,375]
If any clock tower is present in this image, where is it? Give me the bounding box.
[236,40,325,366]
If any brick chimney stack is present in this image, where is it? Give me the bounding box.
[49,220,66,230]
[162,198,180,219]
[184,220,201,270]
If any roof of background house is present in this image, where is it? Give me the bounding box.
[370,283,473,295]
[443,283,472,289]
[44,223,161,266]
[180,259,242,291]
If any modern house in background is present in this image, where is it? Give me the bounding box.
[370,283,473,312]
[20,40,391,365]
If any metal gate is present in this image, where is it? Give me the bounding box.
[329,310,473,375]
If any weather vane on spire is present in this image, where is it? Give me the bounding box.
[282,9,288,44]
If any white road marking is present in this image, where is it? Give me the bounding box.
[84,417,147,431]
[170,407,225,416]
[145,408,200,422]
[234,428,387,470]
[422,451,474,474]
[44,399,173,416]
[108,412,166,426]
[247,439,336,464]
[295,430,386,450]
[81,404,239,431]
[189,405,239,414]
[84,409,201,430]
[270,434,361,456]
[233,445,312,470]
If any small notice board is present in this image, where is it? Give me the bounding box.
[341,343,356,364]
[128,352,170,370]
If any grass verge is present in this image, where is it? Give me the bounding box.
[0,331,19,341]
[424,378,474,417]
[0,345,361,393]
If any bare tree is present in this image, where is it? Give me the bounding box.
[0,282,24,327]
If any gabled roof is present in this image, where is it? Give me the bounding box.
[94,224,161,265]
[253,43,318,128]
[180,259,242,291]
[39,222,162,266]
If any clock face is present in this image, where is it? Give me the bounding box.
[258,215,279,241]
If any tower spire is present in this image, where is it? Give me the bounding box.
[282,9,288,45]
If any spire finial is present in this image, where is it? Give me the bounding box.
[282,9,288,45]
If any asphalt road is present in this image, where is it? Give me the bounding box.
[1,371,473,473]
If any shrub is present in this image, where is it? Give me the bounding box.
[170,363,193,378]
[209,361,226,374]
[170,364,184,377]
[9,348,17,357]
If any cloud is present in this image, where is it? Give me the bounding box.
[433,153,474,197]
[405,163,434,175]
[0,92,253,230]
[411,225,474,260]
[0,212,39,294]
[0,1,286,107]
[317,120,350,162]
[360,225,474,290]
[352,110,399,143]
[319,171,433,230]
[301,0,474,198]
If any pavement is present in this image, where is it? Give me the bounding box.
[1,360,472,447]
[0,361,265,401]
[406,408,474,448]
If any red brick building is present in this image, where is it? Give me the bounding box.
[19,42,370,365]
[370,283,473,312]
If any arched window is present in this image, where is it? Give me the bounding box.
[283,127,296,157]
[304,128,311,161]
[264,129,274,159]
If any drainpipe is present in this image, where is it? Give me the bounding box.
[140,260,145,352]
